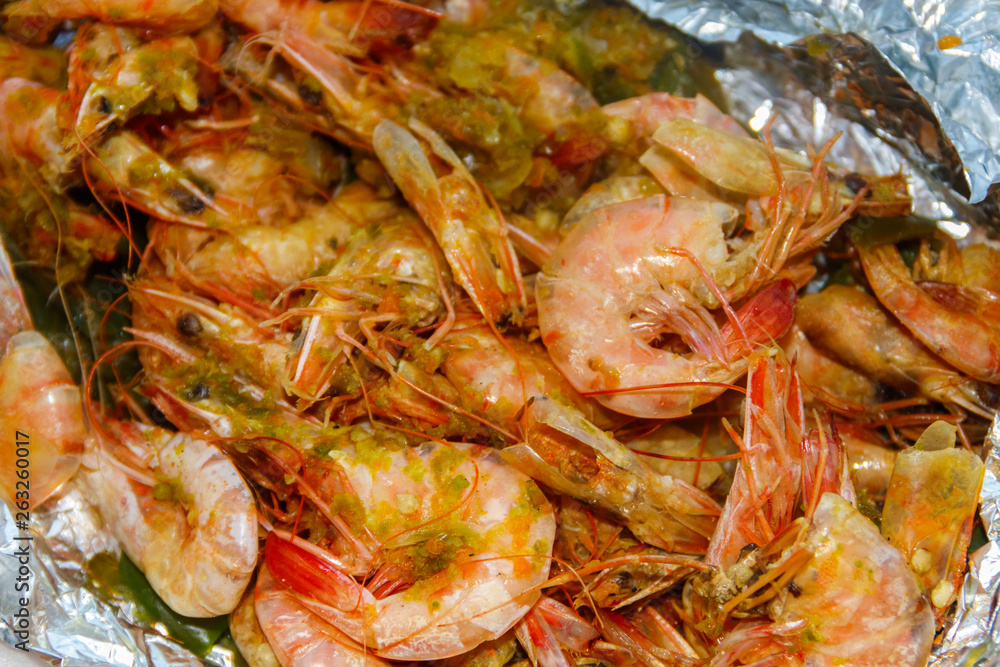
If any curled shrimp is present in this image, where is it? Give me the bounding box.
[0,238,84,510]
[373,118,526,326]
[537,194,796,418]
[77,420,258,617]
[260,436,556,660]
[711,493,935,667]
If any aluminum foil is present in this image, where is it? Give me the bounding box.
[4,1,1000,665]
[0,484,239,667]
[628,0,1000,205]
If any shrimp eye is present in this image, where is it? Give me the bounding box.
[97,96,112,114]
[844,172,868,193]
[177,312,202,337]
[168,188,206,214]
[786,581,803,598]
[188,383,210,401]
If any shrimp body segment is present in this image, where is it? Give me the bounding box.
[265,440,555,660]
[537,194,795,418]
[778,493,935,667]
[78,421,258,617]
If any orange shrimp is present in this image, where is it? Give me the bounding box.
[856,233,1000,384]
[373,119,526,326]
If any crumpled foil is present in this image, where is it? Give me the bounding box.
[0,484,239,666]
[629,0,1000,205]
[5,2,1000,665]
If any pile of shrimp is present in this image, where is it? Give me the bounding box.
[0,0,995,665]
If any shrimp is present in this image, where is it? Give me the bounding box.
[0,238,84,510]
[230,581,282,667]
[0,78,121,280]
[796,284,998,417]
[711,493,935,667]
[880,420,984,620]
[855,230,1000,384]
[840,428,898,500]
[3,0,219,40]
[260,436,556,660]
[221,0,438,53]
[279,207,451,402]
[150,181,398,305]
[705,352,804,569]
[501,396,721,554]
[780,323,880,411]
[254,563,393,666]
[603,93,749,201]
[439,313,615,438]
[76,420,258,617]
[537,193,796,418]
[373,119,526,326]
[67,25,202,150]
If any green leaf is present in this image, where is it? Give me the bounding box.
[117,555,229,658]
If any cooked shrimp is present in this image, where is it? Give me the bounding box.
[254,563,392,667]
[374,119,525,326]
[261,436,556,660]
[537,194,796,418]
[0,78,121,280]
[280,208,451,402]
[77,420,258,617]
[840,428,898,500]
[881,420,984,621]
[3,0,218,39]
[150,181,394,304]
[780,323,880,411]
[856,233,1000,384]
[87,131,241,228]
[797,284,998,417]
[705,352,804,569]
[603,93,748,201]
[439,314,614,438]
[0,234,85,511]
[502,396,721,554]
[221,0,438,52]
[230,579,282,667]
[68,25,201,149]
[711,493,935,667]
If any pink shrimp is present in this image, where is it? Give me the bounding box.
[261,437,556,661]
[537,194,796,419]
[0,235,85,510]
